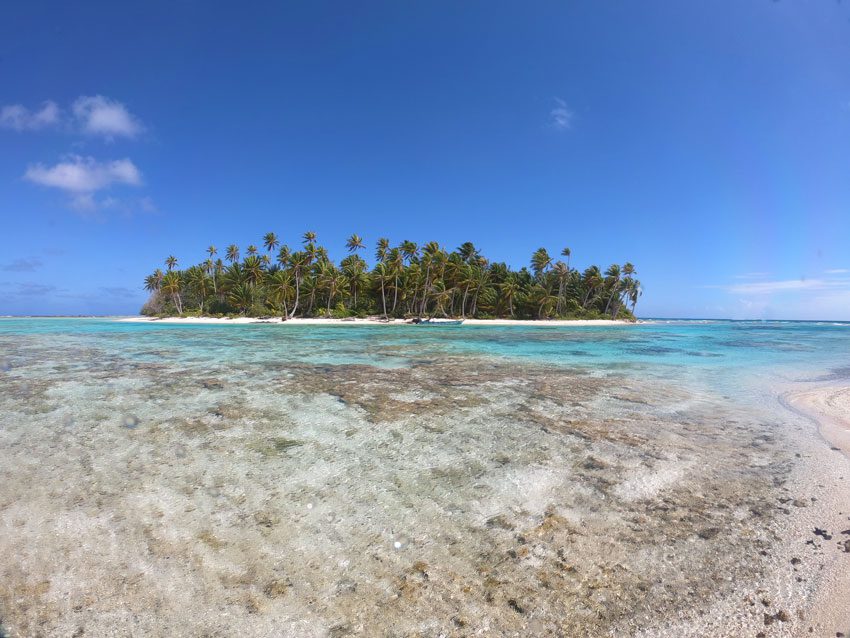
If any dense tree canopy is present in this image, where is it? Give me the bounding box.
[142,233,641,320]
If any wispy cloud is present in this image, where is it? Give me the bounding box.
[725,279,829,295]
[707,276,850,296]
[70,194,158,218]
[0,101,60,131]
[706,274,850,320]
[0,282,61,297]
[825,268,849,275]
[100,286,138,298]
[1,258,43,273]
[731,272,770,280]
[4,96,151,218]
[550,98,573,131]
[72,95,144,140]
[24,155,144,214]
[24,155,142,193]
[1,95,144,140]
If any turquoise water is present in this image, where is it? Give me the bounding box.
[1,318,849,637]
[2,317,848,393]
[2,316,848,371]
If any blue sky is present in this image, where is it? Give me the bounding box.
[2,1,849,319]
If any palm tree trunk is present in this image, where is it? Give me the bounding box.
[419,267,430,318]
[604,289,618,316]
[289,273,301,319]
[582,286,595,309]
[380,279,388,319]
[392,275,399,313]
[461,283,470,319]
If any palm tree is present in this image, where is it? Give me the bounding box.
[341,254,368,310]
[263,232,279,255]
[418,241,441,317]
[187,266,210,312]
[561,247,571,272]
[581,266,602,309]
[531,283,558,319]
[400,240,418,264]
[530,248,552,278]
[144,269,164,294]
[603,264,622,317]
[243,255,265,288]
[268,270,294,318]
[141,233,641,320]
[553,261,570,315]
[228,283,253,314]
[375,237,390,263]
[626,277,642,314]
[458,242,479,263]
[277,245,291,268]
[373,262,390,319]
[500,276,520,317]
[388,247,404,314]
[346,233,365,253]
[319,261,344,315]
[161,271,183,314]
[287,251,309,319]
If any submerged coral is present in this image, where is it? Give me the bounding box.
[0,322,848,637]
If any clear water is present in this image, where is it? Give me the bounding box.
[1,318,849,637]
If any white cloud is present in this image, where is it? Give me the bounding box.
[70,193,157,219]
[701,275,850,320]
[731,272,770,280]
[0,101,60,131]
[726,279,828,295]
[24,155,142,193]
[825,268,849,275]
[72,95,143,139]
[550,98,573,131]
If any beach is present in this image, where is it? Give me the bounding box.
[1,318,849,637]
[782,386,850,634]
[119,316,633,327]
[786,386,850,457]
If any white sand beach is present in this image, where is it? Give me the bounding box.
[118,316,633,326]
[783,386,850,635]
[787,386,850,458]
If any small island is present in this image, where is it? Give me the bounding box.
[141,232,641,322]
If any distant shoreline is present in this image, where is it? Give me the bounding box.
[118,316,633,327]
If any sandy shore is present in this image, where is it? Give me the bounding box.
[782,385,850,636]
[786,385,850,457]
[118,316,633,326]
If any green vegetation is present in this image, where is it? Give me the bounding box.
[142,233,641,320]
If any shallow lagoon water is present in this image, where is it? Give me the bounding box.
[1,318,849,637]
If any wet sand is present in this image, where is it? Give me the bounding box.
[787,386,850,458]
